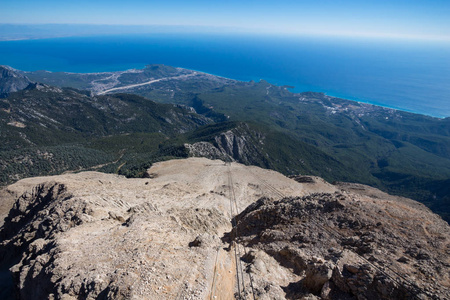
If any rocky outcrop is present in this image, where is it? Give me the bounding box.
[0,158,448,299]
[0,66,31,97]
[0,158,308,299]
[185,141,231,162]
[186,123,266,164]
[232,192,450,299]
[0,182,95,299]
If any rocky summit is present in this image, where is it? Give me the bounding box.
[0,158,449,300]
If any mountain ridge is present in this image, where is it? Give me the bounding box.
[0,66,32,97]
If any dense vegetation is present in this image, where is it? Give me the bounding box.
[0,84,210,183]
[0,145,113,183]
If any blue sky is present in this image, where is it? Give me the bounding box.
[2,0,450,41]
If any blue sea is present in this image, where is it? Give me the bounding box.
[1,33,449,118]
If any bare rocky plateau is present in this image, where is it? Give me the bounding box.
[0,158,449,300]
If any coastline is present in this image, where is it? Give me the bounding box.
[321,92,445,119]
[184,67,447,119]
[13,63,448,119]
[1,33,448,118]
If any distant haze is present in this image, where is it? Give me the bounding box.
[2,0,450,42]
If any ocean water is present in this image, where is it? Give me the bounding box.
[1,33,449,118]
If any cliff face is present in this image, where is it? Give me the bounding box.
[184,122,347,183]
[185,123,266,164]
[0,66,31,97]
[0,158,448,299]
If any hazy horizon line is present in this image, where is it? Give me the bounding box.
[1,23,450,43]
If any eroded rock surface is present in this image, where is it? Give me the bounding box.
[0,158,448,299]
[0,66,32,97]
[185,123,267,164]
[232,191,450,299]
[0,158,308,299]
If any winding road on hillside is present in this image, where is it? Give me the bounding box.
[96,73,197,95]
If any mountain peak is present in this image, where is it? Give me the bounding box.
[0,158,448,299]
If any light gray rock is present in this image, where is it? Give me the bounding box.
[0,158,448,299]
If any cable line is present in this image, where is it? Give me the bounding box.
[227,162,256,300]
